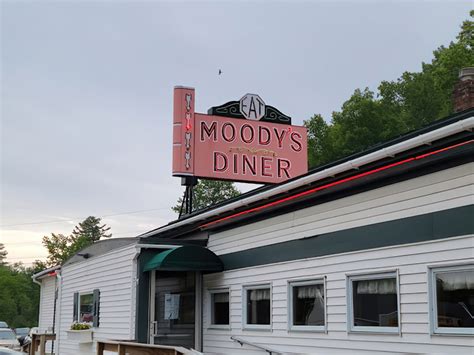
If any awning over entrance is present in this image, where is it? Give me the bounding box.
[143,245,224,272]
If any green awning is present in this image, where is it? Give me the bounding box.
[143,246,224,272]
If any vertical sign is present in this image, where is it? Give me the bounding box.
[173,87,195,175]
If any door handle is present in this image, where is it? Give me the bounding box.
[150,321,158,336]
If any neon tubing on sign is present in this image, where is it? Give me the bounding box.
[201,140,473,229]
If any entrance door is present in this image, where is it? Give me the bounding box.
[149,271,196,348]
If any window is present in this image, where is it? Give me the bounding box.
[348,272,399,333]
[430,264,474,335]
[289,279,326,331]
[79,293,94,323]
[73,289,100,327]
[243,284,271,329]
[209,289,230,327]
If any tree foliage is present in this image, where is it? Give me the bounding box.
[42,216,112,266]
[172,179,241,214]
[305,12,474,168]
[0,263,40,328]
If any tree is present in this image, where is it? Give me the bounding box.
[0,263,40,328]
[172,179,241,214]
[0,243,7,265]
[42,216,112,266]
[71,216,112,242]
[305,11,473,168]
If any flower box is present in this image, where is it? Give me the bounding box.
[66,329,93,343]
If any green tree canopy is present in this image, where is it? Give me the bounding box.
[172,179,240,215]
[0,263,40,328]
[305,11,473,168]
[42,216,112,266]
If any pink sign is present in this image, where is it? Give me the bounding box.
[173,87,307,184]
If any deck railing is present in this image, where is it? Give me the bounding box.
[96,340,203,355]
[27,333,56,355]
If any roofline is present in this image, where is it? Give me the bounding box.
[32,265,60,280]
[140,109,474,239]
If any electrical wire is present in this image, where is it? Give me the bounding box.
[0,207,171,228]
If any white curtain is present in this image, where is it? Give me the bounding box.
[297,285,324,301]
[213,292,229,303]
[356,278,397,295]
[437,271,474,291]
[249,289,270,301]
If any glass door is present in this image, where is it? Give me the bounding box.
[150,271,195,348]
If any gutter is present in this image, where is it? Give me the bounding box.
[140,115,474,238]
[32,265,61,282]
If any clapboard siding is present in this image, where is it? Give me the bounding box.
[203,235,474,354]
[38,276,56,331]
[56,243,137,355]
[208,163,473,255]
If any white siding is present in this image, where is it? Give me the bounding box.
[208,163,474,255]
[203,163,474,354]
[203,235,474,354]
[56,243,137,355]
[38,276,56,332]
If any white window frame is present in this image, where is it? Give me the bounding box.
[242,284,272,331]
[208,288,231,330]
[288,278,327,332]
[78,291,94,325]
[347,270,400,334]
[429,263,474,336]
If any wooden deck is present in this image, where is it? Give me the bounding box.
[97,340,202,355]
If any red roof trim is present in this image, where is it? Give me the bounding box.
[201,140,473,229]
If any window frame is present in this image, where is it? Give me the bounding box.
[347,270,400,334]
[78,291,94,325]
[242,283,272,331]
[287,278,327,332]
[208,288,231,330]
[429,263,474,336]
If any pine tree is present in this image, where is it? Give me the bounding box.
[71,216,112,243]
[42,216,112,266]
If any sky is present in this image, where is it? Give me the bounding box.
[1,0,471,266]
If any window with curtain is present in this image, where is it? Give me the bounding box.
[79,293,94,323]
[431,265,474,334]
[211,290,230,326]
[245,286,271,326]
[290,281,325,328]
[349,272,399,332]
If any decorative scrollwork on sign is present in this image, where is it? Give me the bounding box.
[208,101,243,119]
[261,106,291,124]
[208,101,292,125]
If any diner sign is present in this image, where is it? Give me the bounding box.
[172,87,308,184]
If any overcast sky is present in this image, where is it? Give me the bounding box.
[1,0,471,265]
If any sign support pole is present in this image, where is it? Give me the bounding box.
[179,176,198,218]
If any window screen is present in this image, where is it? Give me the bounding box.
[211,291,229,325]
[246,288,271,325]
[292,283,325,326]
[351,276,398,328]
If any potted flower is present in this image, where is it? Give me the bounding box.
[66,322,93,343]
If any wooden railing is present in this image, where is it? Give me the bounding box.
[96,340,202,355]
[27,333,56,355]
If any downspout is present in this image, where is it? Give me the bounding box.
[55,272,62,355]
[50,275,58,355]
